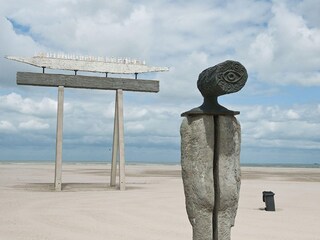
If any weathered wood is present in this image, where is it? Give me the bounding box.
[117,89,126,191]
[54,86,64,191]
[17,72,159,92]
[110,89,126,190]
[7,55,169,74]
[16,72,158,191]
[110,92,119,187]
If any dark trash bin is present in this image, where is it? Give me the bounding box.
[262,191,275,211]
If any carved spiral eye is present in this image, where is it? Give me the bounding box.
[222,70,242,83]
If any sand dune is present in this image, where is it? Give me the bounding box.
[0,163,319,240]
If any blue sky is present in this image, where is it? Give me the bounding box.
[0,0,319,164]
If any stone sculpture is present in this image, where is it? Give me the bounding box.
[180,60,247,240]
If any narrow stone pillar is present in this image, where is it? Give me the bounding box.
[181,115,241,240]
[214,115,241,240]
[181,115,214,240]
[180,60,247,240]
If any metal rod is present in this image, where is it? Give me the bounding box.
[134,73,138,79]
[106,72,108,78]
[42,67,45,73]
[74,70,78,75]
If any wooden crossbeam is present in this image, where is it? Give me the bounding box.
[17,72,159,92]
[16,72,159,191]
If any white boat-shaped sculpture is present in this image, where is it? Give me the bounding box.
[6,53,169,74]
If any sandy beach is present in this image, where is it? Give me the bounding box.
[0,163,319,240]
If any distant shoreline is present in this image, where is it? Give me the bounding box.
[0,160,319,168]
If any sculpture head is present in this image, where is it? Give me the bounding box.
[197,60,247,98]
[182,60,248,116]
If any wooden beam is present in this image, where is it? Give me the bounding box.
[54,86,64,191]
[17,72,159,93]
[110,91,119,187]
[117,89,126,191]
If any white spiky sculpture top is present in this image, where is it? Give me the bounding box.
[6,52,169,74]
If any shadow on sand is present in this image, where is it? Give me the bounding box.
[12,182,143,192]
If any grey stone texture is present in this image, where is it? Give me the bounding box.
[181,115,241,240]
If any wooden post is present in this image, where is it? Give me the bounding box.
[110,92,119,187]
[110,89,125,190]
[117,89,126,190]
[16,73,158,191]
[54,86,64,191]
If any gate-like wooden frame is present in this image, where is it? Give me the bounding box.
[17,72,159,191]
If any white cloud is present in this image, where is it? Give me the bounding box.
[247,2,320,86]
[19,119,49,130]
[0,0,319,162]
[126,122,145,133]
[290,0,320,28]
[286,109,300,120]
[249,33,274,66]
[239,104,320,150]
[0,93,57,117]
[0,120,16,132]
[124,107,148,121]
